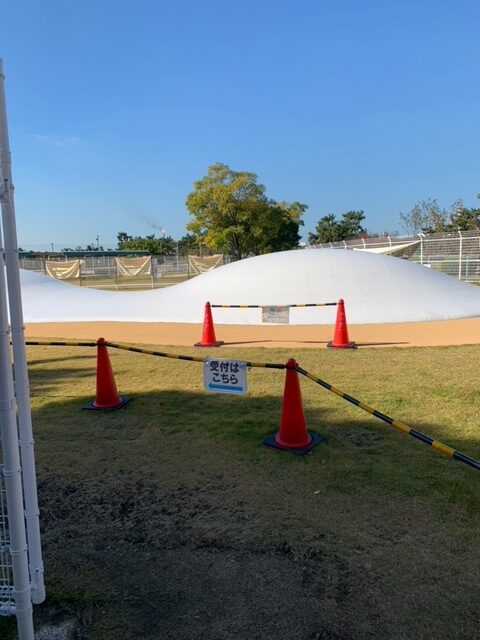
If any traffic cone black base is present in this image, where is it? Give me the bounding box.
[83,396,131,411]
[263,431,324,455]
[194,340,224,348]
[326,341,357,349]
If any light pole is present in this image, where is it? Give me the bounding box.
[417,232,425,265]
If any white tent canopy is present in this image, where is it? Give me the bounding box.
[352,241,419,255]
[19,249,480,325]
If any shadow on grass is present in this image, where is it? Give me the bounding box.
[27,354,94,367]
[28,366,94,396]
[28,387,480,640]
[30,385,480,483]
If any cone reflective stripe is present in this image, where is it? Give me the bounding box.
[194,301,224,347]
[84,338,130,410]
[263,359,323,454]
[327,299,356,349]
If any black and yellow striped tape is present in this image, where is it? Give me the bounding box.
[24,339,287,369]
[105,341,285,369]
[295,365,480,472]
[105,342,205,363]
[210,302,337,308]
[25,340,97,348]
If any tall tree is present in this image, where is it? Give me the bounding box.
[117,232,176,255]
[399,199,449,234]
[339,210,367,238]
[185,162,306,260]
[449,206,480,231]
[177,233,201,255]
[308,210,366,244]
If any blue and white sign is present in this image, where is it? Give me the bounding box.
[204,358,248,395]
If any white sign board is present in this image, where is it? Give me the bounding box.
[204,358,248,395]
[261,305,290,324]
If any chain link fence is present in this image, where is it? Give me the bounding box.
[0,463,14,615]
[19,254,238,289]
[309,230,480,283]
[18,255,230,289]
[18,232,480,287]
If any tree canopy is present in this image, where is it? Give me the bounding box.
[116,231,177,255]
[308,211,367,244]
[185,162,306,260]
[399,198,480,234]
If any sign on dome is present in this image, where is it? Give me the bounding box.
[261,305,290,324]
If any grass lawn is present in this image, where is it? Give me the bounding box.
[6,341,480,639]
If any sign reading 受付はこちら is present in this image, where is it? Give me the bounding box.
[204,358,248,395]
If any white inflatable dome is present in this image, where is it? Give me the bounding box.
[20,249,480,325]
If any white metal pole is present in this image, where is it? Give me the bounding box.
[0,59,45,605]
[458,230,463,280]
[0,230,34,639]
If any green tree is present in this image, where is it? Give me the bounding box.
[308,214,341,243]
[399,199,449,234]
[308,210,366,244]
[117,231,132,245]
[398,198,480,234]
[177,233,201,255]
[250,200,306,254]
[339,211,367,238]
[449,205,480,231]
[117,232,176,255]
[185,162,306,260]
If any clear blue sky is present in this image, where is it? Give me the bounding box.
[2,0,479,250]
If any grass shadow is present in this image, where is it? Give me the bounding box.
[28,385,480,640]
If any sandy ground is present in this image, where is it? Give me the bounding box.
[24,316,480,348]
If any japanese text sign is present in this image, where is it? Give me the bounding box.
[204,358,248,395]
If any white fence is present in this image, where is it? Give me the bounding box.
[309,231,480,283]
[20,254,188,277]
[19,233,480,286]
[18,254,237,289]
[18,255,224,289]
[0,466,14,614]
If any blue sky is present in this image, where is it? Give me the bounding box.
[1,0,479,250]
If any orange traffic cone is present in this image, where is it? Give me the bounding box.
[83,338,130,410]
[194,301,224,347]
[327,299,356,349]
[263,359,323,454]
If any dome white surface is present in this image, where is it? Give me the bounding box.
[19,249,480,325]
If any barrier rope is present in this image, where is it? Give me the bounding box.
[295,364,480,472]
[210,302,337,308]
[105,341,286,369]
[24,339,480,470]
[24,340,286,370]
[25,340,98,348]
